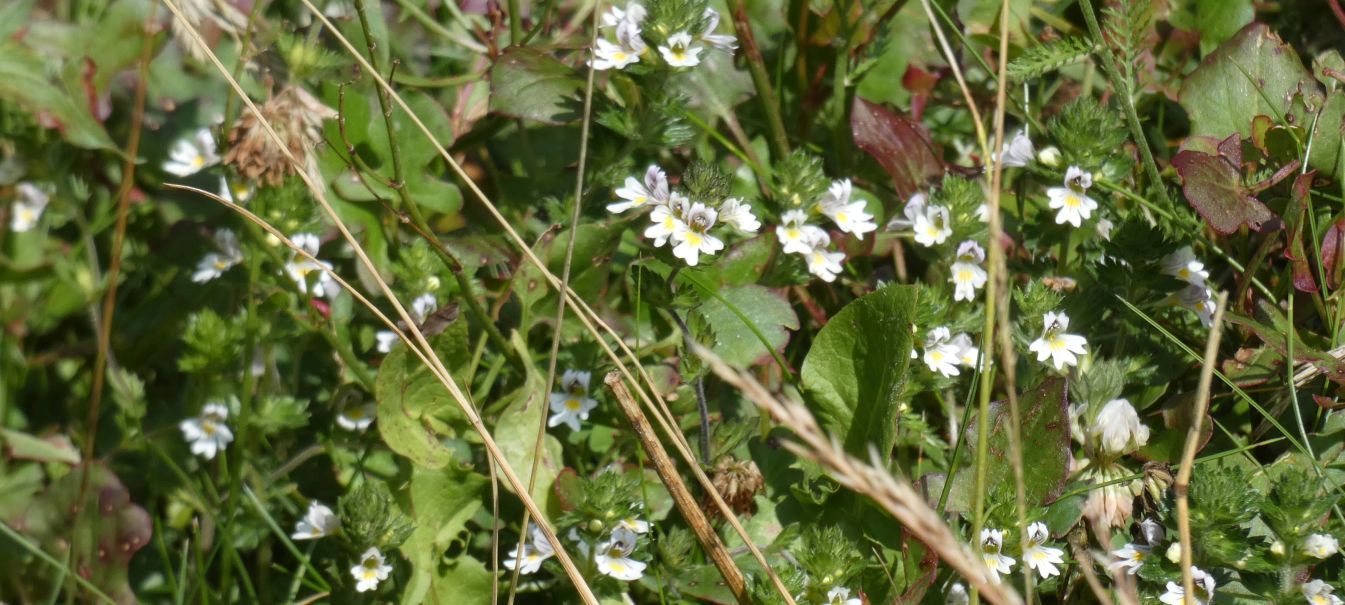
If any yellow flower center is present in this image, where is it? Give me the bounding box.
[1064,194,1081,208]
[957,269,973,282]
[565,398,583,411]
[202,421,217,436]
[1049,338,1069,351]
[192,155,206,168]
[684,232,703,246]
[836,212,848,222]
[347,408,365,420]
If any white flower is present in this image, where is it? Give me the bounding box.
[671,202,724,266]
[594,526,646,581]
[658,31,703,67]
[619,516,650,534]
[951,332,980,369]
[1107,543,1149,574]
[219,176,253,205]
[826,586,862,605]
[718,197,760,233]
[1161,246,1210,286]
[1159,566,1215,605]
[410,293,437,325]
[979,528,1015,582]
[505,524,555,575]
[1083,462,1140,529]
[1046,166,1098,228]
[1096,217,1114,241]
[548,369,598,431]
[949,241,988,302]
[1140,518,1165,546]
[337,402,376,432]
[163,127,220,177]
[645,192,689,247]
[9,182,50,232]
[1028,311,1087,371]
[818,179,877,239]
[1305,534,1340,559]
[375,330,399,353]
[1166,542,1183,564]
[191,229,245,283]
[975,202,990,223]
[802,231,846,283]
[179,403,233,460]
[601,2,646,29]
[699,8,737,51]
[350,547,393,593]
[998,129,1035,168]
[1037,146,1061,167]
[947,583,969,605]
[285,232,338,298]
[593,36,643,71]
[1177,284,1217,327]
[1303,580,1344,605]
[1089,398,1150,456]
[922,327,962,377]
[1022,522,1065,579]
[608,165,669,213]
[894,193,952,247]
[776,209,825,255]
[291,501,339,540]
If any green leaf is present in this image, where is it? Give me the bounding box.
[714,235,778,287]
[492,334,565,517]
[0,42,115,151]
[399,465,489,605]
[1168,0,1254,55]
[694,284,798,369]
[0,428,79,465]
[488,47,582,124]
[374,315,472,469]
[1171,137,1276,235]
[1178,24,1316,142]
[514,222,622,323]
[801,284,919,458]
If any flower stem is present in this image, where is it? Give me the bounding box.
[727,0,791,160]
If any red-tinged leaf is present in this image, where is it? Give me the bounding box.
[1283,171,1319,292]
[1314,394,1345,410]
[851,97,944,199]
[901,65,941,120]
[1172,144,1276,235]
[1322,217,1345,289]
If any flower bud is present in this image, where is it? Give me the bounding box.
[1037,146,1062,167]
[1165,542,1181,564]
[1089,399,1150,457]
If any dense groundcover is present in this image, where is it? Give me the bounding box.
[2,0,1345,603]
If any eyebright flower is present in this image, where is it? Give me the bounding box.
[350,547,393,593]
[595,526,646,581]
[191,229,245,283]
[337,402,376,432]
[291,501,339,540]
[1046,166,1098,228]
[1177,284,1217,327]
[979,528,1015,582]
[1089,398,1150,457]
[285,232,338,298]
[1161,246,1210,286]
[548,369,598,432]
[608,165,669,213]
[658,31,703,67]
[893,193,953,247]
[600,1,646,29]
[410,293,437,325]
[951,332,981,369]
[1037,146,1062,167]
[179,403,234,460]
[163,127,220,177]
[776,209,825,255]
[1022,522,1065,579]
[9,182,50,232]
[818,179,877,239]
[1303,580,1344,605]
[504,524,555,575]
[947,583,969,605]
[801,231,845,283]
[619,516,650,534]
[1159,566,1215,605]
[645,192,689,247]
[922,327,962,377]
[593,30,645,71]
[1304,534,1340,559]
[825,586,862,605]
[1028,311,1087,371]
[997,129,1035,168]
[1107,543,1149,574]
[375,330,398,353]
[1096,217,1115,241]
[219,176,253,205]
[671,202,724,266]
[718,197,760,233]
[949,241,988,302]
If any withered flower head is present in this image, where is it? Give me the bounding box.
[703,457,764,518]
[223,86,337,188]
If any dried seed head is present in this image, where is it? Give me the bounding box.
[703,457,764,518]
[223,86,336,188]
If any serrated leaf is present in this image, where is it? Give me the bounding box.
[695,284,798,368]
[801,284,918,458]
[1171,137,1276,235]
[489,47,583,124]
[1178,24,1316,143]
[374,316,472,469]
[0,42,115,151]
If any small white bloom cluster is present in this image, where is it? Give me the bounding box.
[162,127,252,204]
[1158,566,1216,605]
[919,327,979,377]
[1028,311,1087,371]
[609,165,759,267]
[889,192,952,247]
[1045,166,1099,228]
[592,2,736,71]
[179,402,234,460]
[1161,246,1217,327]
[978,523,1065,582]
[776,179,876,282]
[517,520,650,581]
[1304,533,1340,559]
[9,182,50,232]
[548,369,599,432]
[1304,579,1345,605]
[825,586,863,605]
[285,232,338,298]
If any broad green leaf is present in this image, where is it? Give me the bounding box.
[0,42,115,151]
[938,377,1073,512]
[714,235,777,287]
[488,47,582,124]
[515,222,622,324]
[695,284,798,368]
[1169,0,1254,55]
[492,333,564,516]
[801,284,919,457]
[0,428,79,465]
[399,465,489,605]
[374,315,472,469]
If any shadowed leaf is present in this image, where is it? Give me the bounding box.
[489,47,582,124]
[851,98,944,199]
[1172,136,1277,235]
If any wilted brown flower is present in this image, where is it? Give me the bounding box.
[703,457,764,518]
[170,0,248,62]
[223,86,337,188]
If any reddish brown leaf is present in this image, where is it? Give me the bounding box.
[1322,216,1345,289]
[851,97,944,199]
[1283,171,1319,292]
[901,65,941,120]
[1172,138,1277,235]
